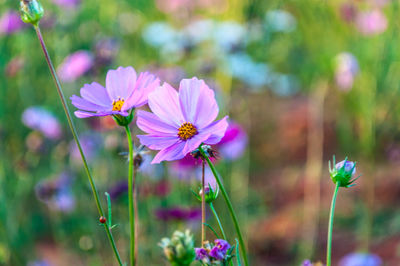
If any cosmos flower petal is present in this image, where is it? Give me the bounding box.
[136,110,178,134]
[80,82,111,107]
[74,110,127,118]
[148,82,185,127]
[181,132,212,156]
[152,141,186,164]
[179,77,219,127]
[123,72,160,110]
[201,116,229,144]
[70,95,108,112]
[137,135,179,150]
[106,66,137,100]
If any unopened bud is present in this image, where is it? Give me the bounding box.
[329,156,360,188]
[20,0,44,26]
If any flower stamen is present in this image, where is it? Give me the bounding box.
[178,122,198,140]
[112,97,125,111]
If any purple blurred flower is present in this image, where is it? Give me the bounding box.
[35,172,75,212]
[69,132,101,163]
[356,10,387,36]
[339,253,382,266]
[217,121,248,160]
[302,260,312,266]
[0,11,25,35]
[71,66,159,118]
[339,3,357,23]
[94,38,120,66]
[22,106,62,140]
[195,248,208,260]
[155,206,201,221]
[137,77,228,164]
[108,180,128,199]
[52,0,81,8]
[58,51,93,82]
[335,52,359,91]
[209,239,230,260]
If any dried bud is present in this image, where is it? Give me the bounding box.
[191,144,217,159]
[20,0,44,26]
[99,216,106,224]
[329,156,360,188]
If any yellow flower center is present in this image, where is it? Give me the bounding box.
[178,122,198,140]
[112,97,125,111]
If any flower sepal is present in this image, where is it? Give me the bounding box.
[113,110,134,127]
[20,0,44,26]
[191,183,219,204]
[329,156,360,188]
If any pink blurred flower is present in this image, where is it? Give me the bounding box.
[52,0,81,8]
[335,52,359,91]
[356,10,387,36]
[0,11,25,35]
[21,106,62,140]
[156,0,227,14]
[217,121,248,160]
[57,50,94,82]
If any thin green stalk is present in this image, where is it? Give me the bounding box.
[209,202,227,240]
[199,145,249,266]
[33,25,123,265]
[201,159,206,245]
[326,181,340,266]
[124,125,136,266]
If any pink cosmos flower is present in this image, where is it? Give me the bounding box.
[0,11,26,35]
[52,0,81,8]
[57,50,94,82]
[217,121,248,160]
[356,10,387,36]
[70,66,160,118]
[137,77,228,164]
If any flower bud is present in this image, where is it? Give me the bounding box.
[159,230,195,266]
[20,0,44,26]
[194,184,219,204]
[329,156,360,188]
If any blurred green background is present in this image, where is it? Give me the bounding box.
[1,0,400,265]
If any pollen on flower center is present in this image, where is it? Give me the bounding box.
[178,122,198,140]
[112,97,125,111]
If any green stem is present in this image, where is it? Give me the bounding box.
[199,146,249,266]
[209,202,227,240]
[124,125,136,266]
[201,159,206,245]
[33,25,123,265]
[326,181,340,266]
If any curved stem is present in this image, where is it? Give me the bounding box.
[201,160,206,246]
[33,25,122,266]
[326,181,340,266]
[199,145,249,266]
[209,202,227,240]
[124,125,136,266]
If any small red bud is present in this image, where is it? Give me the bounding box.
[99,216,106,224]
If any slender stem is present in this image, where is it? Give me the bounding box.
[326,181,340,266]
[33,25,123,266]
[209,202,227,240]
[124,125,136,266]
[199,146,249,266]
[201,160,206,246]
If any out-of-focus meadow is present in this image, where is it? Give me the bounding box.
[1,0,400,265]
